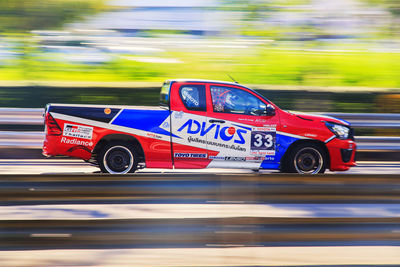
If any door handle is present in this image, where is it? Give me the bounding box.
[209,119,225,124]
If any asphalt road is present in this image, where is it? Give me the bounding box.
[0,159,399,174]
[0,160,399,267]
[1,246,399,267]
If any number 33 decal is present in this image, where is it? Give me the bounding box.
[253,133,273,148]
[251,131,276,151]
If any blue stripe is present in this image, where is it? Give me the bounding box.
[112,109,180,138]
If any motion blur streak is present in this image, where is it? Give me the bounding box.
[1,0,400,266]
[2,0,400,89]
[3,203,400,220]
[1,217,399,249]
[1,159,400,174]
[0,247,399,266]
[0,174,399,253]
[1,173,400,204]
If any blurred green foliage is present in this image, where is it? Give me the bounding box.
[0,0,106,32]
[0,85,378,114]
[361,0,400,37]
[0,0,399,90]
[2,44,400,88]
[363,0,400,16]
[0,0,398,117]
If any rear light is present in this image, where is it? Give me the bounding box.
[45,113,62,136]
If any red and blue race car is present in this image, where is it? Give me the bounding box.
[43,79,356,174]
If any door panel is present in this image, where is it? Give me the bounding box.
[205,84,280,169]
[168,82,211,168]
[171,111,209,168]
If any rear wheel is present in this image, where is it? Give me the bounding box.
[283,143,327,174]
[98,142,138,174]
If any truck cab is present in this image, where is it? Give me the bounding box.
[43,79,356,174]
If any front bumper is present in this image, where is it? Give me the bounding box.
[327,139,357,171]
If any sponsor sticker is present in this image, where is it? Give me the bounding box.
[224,156,246,161]
[238,117,254,122]
[61,137,93,147]
[63,124,93,139]
[174,111,184,119]
[209,156,245,161]
[146,132,163,139]
[177,117,248,152]
[209,156,264,162]
[174,153,207,159]
[209,156,225,160]
[250,126,276,156]
[305,133,317,138]
[245,156,264,161]
[161,122,170,129]
[187,136,247,152]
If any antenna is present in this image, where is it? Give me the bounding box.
[227,74,239,84]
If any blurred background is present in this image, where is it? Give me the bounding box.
[1,0,400,159]
[0,0,399,111]
[1,1,400,267]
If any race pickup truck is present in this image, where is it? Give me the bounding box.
[43,79,356,174]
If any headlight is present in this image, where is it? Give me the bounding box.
[325,122,350,139]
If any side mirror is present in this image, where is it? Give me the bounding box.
[265,104,275,116]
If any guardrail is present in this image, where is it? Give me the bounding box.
[323,112,400,128]
[0,108,43,125]
[0,108,399,151]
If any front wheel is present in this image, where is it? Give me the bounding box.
[98,142,138,174]
[283,143,327,174]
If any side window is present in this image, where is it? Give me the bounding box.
[179,84,206,111]
[210,86,266,116]
[159,81,171,106]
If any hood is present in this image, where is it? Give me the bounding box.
[286,111,350,126]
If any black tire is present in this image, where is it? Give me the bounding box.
[98,141,138,174]
[282,143,327,174]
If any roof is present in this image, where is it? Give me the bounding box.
[166,78,271,104]
[166,79,250,88]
